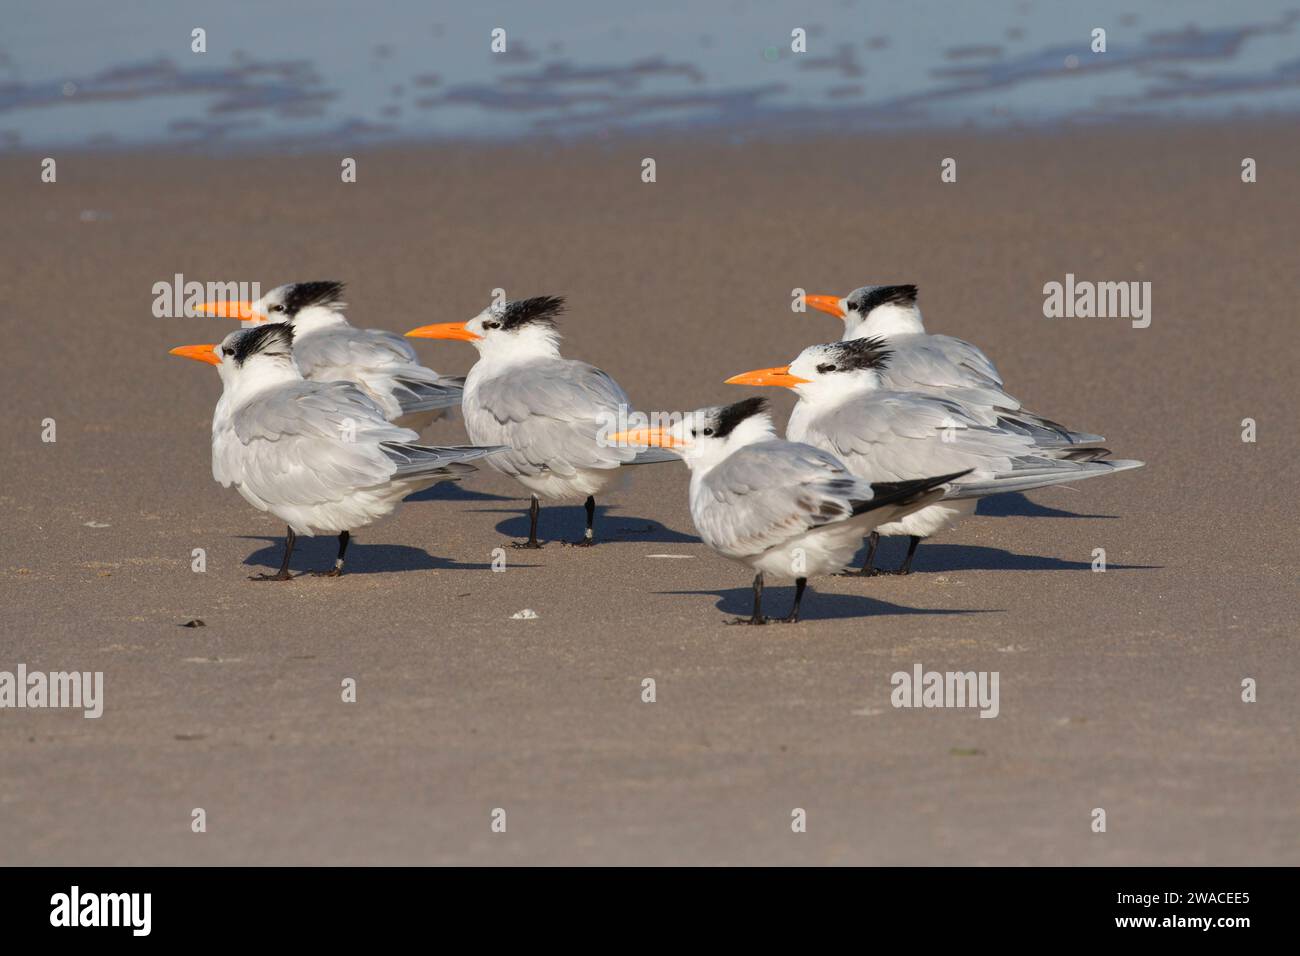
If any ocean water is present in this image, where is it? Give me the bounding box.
[3,0,1299,150]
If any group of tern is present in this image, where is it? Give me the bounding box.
[170,280,1142,623]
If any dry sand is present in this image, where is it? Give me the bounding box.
[1,124,1297,865]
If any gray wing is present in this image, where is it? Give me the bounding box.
[293,326,420,376]
[944,458,1144,499]
[467,359,639,477]
[295,326,462,415]
[379,442,505,479]
[388,378,463,414]
[216,381,413,508]
[803,393,1013,483]
[693,441,874,557]
[880,334,1106,444]
[629,446,681,465]
[985,411,1105,448]
[879,334,1016,410]
[802,392,1142,497]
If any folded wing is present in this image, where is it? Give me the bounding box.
[694,441,878,557]
[216,381,415,508]
[801,391,1142,497]
[468,359,642,477]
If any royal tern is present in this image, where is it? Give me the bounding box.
[406,295,675,548]
[611,397,968,623]
[197,281,462,430]
[804,284,1099,441]
[169,323,500,580]
[727,339,1144,575]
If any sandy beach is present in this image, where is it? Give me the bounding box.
[1,123,1296,865]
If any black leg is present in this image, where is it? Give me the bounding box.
[840,531,886,577]
[312,530,350,577]
[513,495,544,549]
[567,495,597,547]
[251,526,296,581]
[894,536,922,575]
[727,572,768,625]
[780,577,808,623]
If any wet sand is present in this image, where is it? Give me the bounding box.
[1,124,1297,865]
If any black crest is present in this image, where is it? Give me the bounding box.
[714,397,769,438]
[283,281,346,315]
[498,295,566,331]
[820,336,894,372]
[232,323,294,365]
[847,284,918,315]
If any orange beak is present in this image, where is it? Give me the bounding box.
[609,427,681,449]
[196,300,267,322]
[405,321,482,341]
[805,294,846,319]
[169,343,221,366]
[724,365,810,389]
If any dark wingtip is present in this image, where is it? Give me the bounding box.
[858,468,971,514]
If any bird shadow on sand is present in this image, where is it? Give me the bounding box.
[238,536,497,575]
[663,586,1001,622]
[975,492,1116,520]
[404,481,514,503]
[477,504,698,544]
[856,539,1160,574]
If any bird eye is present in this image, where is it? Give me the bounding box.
[702,427,713,436]
[269,304,286,314]
[817,363,837,373]
[222,347,235,356]
[483,321,499,330]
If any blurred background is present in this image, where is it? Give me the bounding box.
[4,0,1300,150]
